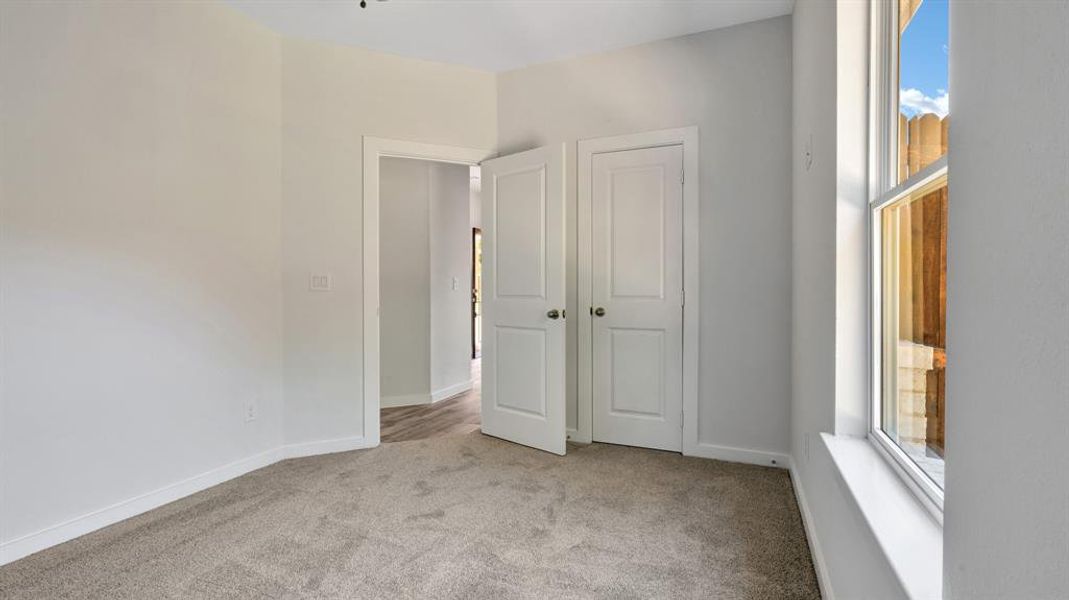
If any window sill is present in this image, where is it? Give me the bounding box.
[820,433,943,600]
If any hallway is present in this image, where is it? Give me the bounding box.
[381,361,481,443]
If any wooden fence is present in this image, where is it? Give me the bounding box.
[899,113,948,181]
[896,111,948,456]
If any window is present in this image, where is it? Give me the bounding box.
[870,0,949,506]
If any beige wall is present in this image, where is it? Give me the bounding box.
[497,17,794,455]
[279,37,496,445]
[0,0,283,547]
[380,158,432,400]
[0,0,497,559]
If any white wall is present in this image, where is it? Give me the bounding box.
[380,158,431,400]
[790,0,838,468]
[0,0,497,562]
[497,17,794,457]
[0,0,283,554]
[280,37,496,446]
[789,1,909,598]
[470,168,482,230]
[429,162,475,396]
[943,2,1069,598]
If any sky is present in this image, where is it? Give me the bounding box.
[899,0,949,118]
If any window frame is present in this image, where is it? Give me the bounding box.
[867,0,948,517]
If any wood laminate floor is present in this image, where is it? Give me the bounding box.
[380,360,481,443]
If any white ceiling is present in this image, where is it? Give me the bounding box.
[224,0,794,72]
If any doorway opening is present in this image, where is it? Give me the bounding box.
[377,157,484,443]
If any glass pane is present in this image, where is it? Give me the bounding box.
[898,0,949,182]
[881,176,948,489]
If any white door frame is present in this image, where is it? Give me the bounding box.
[362,136,495,446]
[575,127,700,454]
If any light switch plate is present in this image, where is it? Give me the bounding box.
[310,273,333,291]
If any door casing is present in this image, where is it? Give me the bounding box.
[576,127,700,455]
[362,137,495,446]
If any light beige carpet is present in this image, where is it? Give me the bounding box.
[0,433,819,599]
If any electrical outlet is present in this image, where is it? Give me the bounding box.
[244,398,258,423]
[451,276,459,291]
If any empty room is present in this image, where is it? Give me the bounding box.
[1,1,1066,599]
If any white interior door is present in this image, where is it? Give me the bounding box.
[591,145,684,451]
[480,144,567,455]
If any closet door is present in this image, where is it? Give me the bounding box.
[479,144,568,455]
[590,145,684,452]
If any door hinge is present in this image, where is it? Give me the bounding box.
[681,170,685,185]
[682,289,686,307]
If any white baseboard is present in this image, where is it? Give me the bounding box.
[283,435,375,459]
[0,447,281,567]
[381,381,474,408]
[566,428,592,444]
[431,379,474,403]
[790,458,834,600]
[685,441,790,469]
[380,393,431,408]
[0,435,379,567]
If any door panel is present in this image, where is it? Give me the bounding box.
[494,167,546,298]
[480,144,567,455]
[610,167,666,299]
[592,145,683,452]
[609,328,665,417]
[494,327,547,416]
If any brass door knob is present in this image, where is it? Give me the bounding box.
[593,307,606,317]
[547,309,561,320]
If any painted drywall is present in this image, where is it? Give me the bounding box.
[789,1,912,598]
[280,36,496,446]
[943,2,1069,598]
[497,17,794,455]
[0,0,283,551]
[380,158,432,400]
[790,0,837,477]
[225,0,794,73]
[0,0,496,561]
[429,162,475,397]
[470,168,482,230]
